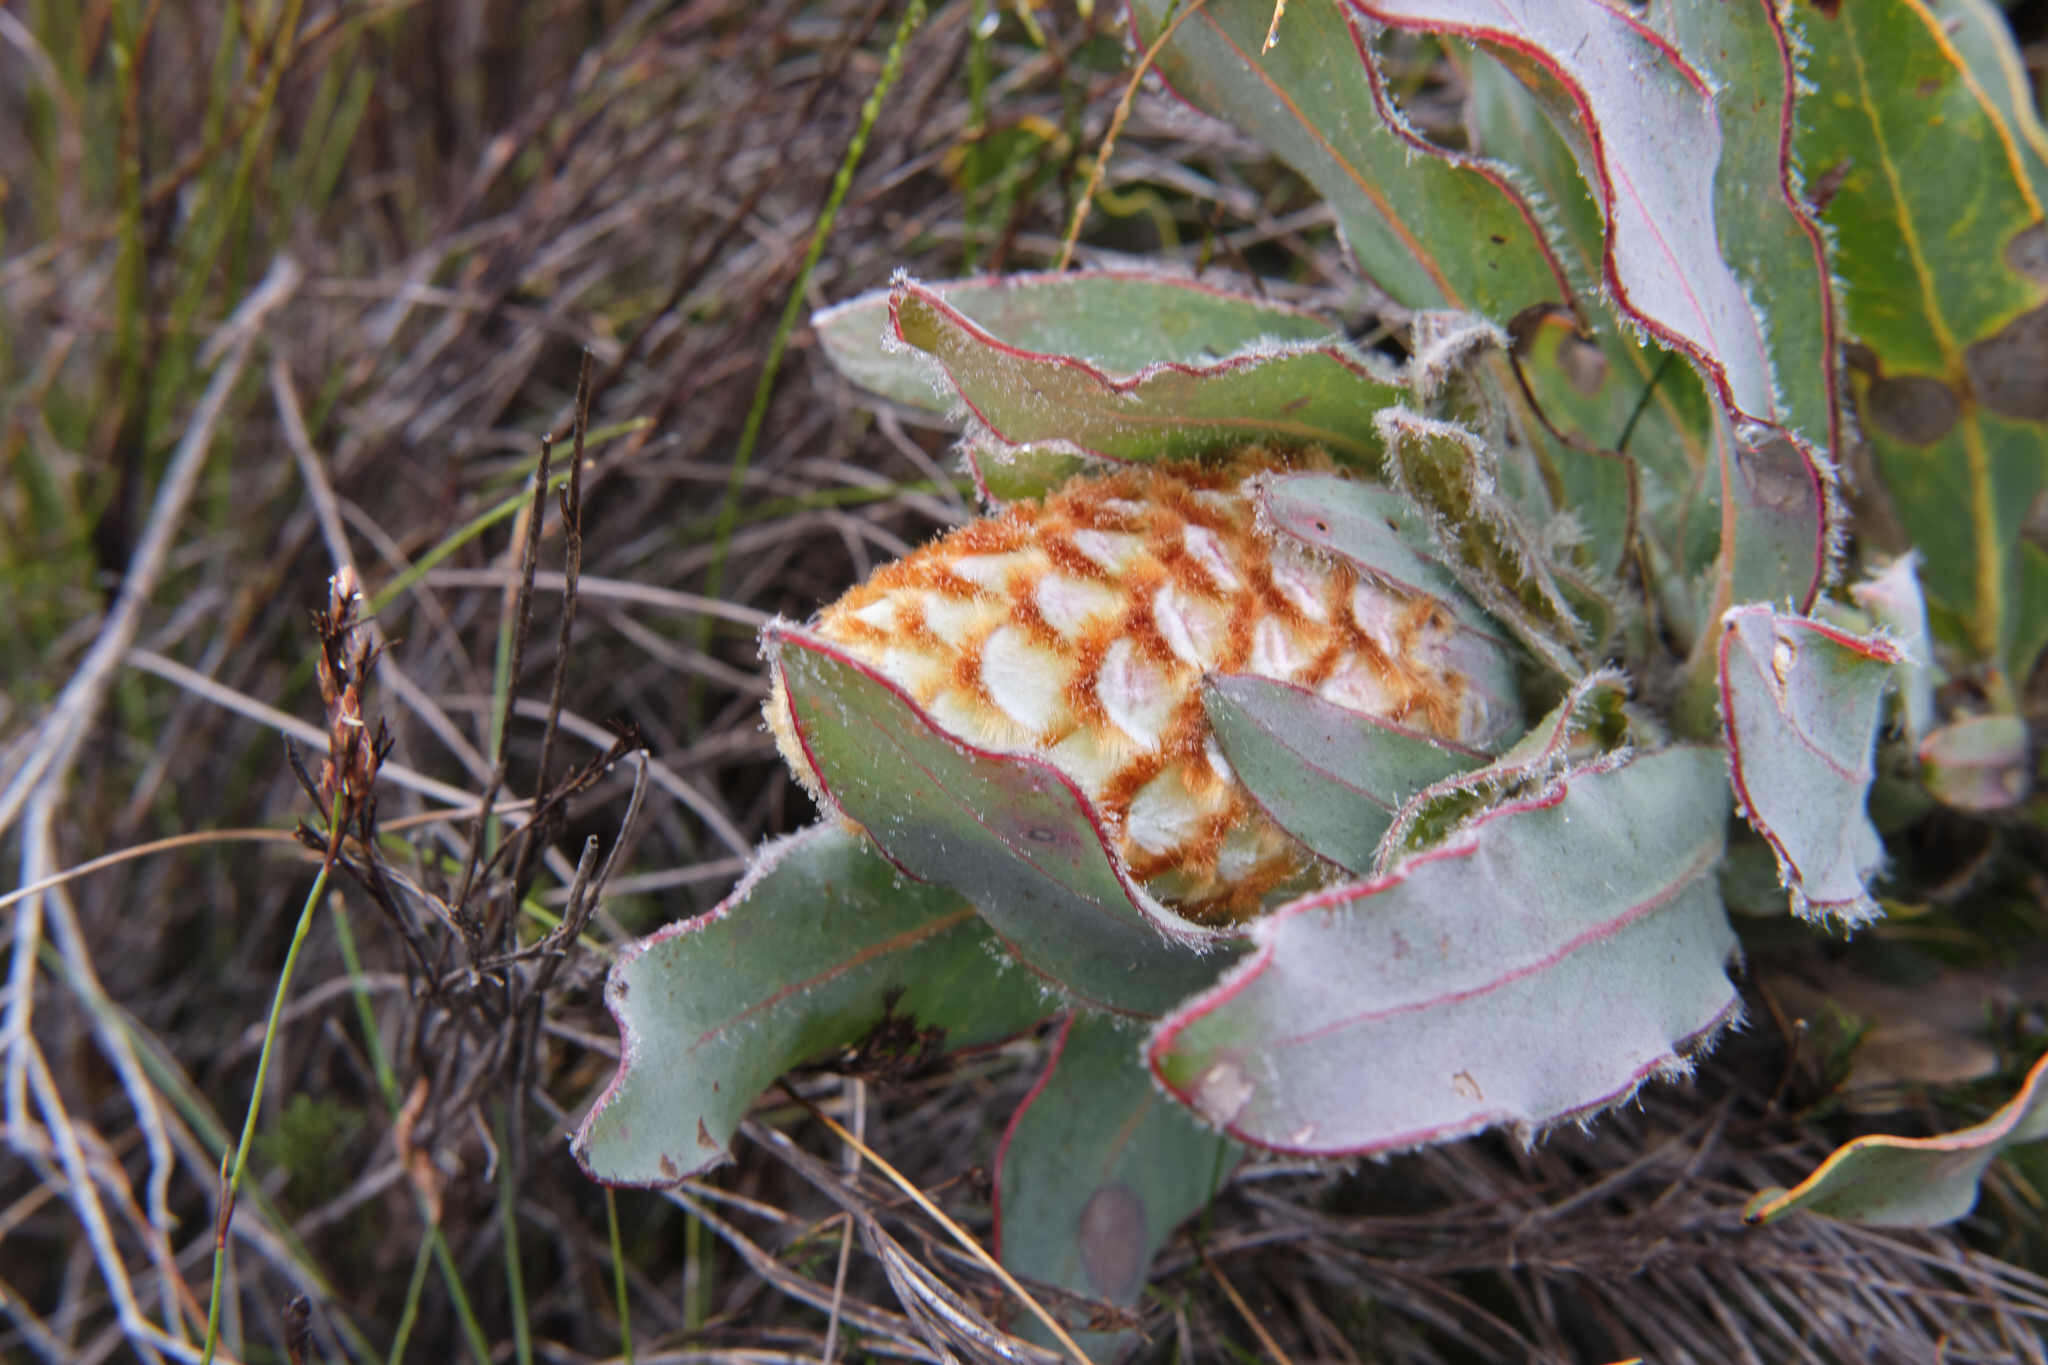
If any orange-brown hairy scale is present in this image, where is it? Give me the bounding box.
[770,452,1491,922]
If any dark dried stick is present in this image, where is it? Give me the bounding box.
[451,427,555,935]
[528,351,592,845]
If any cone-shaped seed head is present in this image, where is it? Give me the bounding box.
[770,455,1499,920]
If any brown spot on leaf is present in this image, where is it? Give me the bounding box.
[1734,431,1816,514]
[1964,304,2048,421]
[1077,1183,1149,1303]
[1558,333,1607,396]
[697,1118,718,1150]
[1864,373,1961,445]
[660,1153,680,1180]
[1805,159,1851,216]
[2006,221,2048,282]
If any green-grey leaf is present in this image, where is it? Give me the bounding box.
[1359,0,1837,610]
[1204,675,1483,876]
[1745,1050,2048,1228]
[766,623,1240,1017]
[813,270,1347,411]
[1249,471,1487,627]
[1656,3,1840,457]
[996,1013,1239,1362]
[1147,746,1740,1157]
[964,437,1093,505]
[890,279,1402,468]
[1464,60,1711,587]
[573,824,1046,1185]
[1717,605,1902,928]
[1918,713,2034,813]
[1360,1,1827,442]
[1133,0,1581,321]
[1377,667,1629,873]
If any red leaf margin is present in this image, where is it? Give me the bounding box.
[1145,748,1742,1157]
[1350,0,1844,608]
[886,275,1399,462]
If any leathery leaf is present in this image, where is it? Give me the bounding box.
[995,1013,1239,1361]
[1792,0,2048,688]
[1356,0,1837,613]
[1147,746,1741,1157]
[1918,714,2034,814]
[765,623,1240,1017]
[1204,674,1484,877]
[573,824,1046,1185]
[1718,605,1902,928]
[1130,0,1580,324]
[812,269,1344,412]
[1247,468,1523,730]
[1745,1050,2048,1229]
[888,278,1402,474]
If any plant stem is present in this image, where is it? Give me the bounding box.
[699,0,930,617]
[201,788,343,1365]
[607,1188,635,1364]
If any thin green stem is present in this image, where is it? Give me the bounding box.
[607,1188,634,1364]
[485,520,522,855]
[1614,349,1676,455]
[498,1109,533,1365]
[109,0,148,458]
[161,0,307,430]
[328,898,399,1107]
[431,1224,495,1365]
[684,1210,711,1334]
[30,938,374,1361]
[202,788,344,1365]
[386,1238,434,1365]
[699,0,929,611]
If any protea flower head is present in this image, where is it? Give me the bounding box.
[767,449,1513,920]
